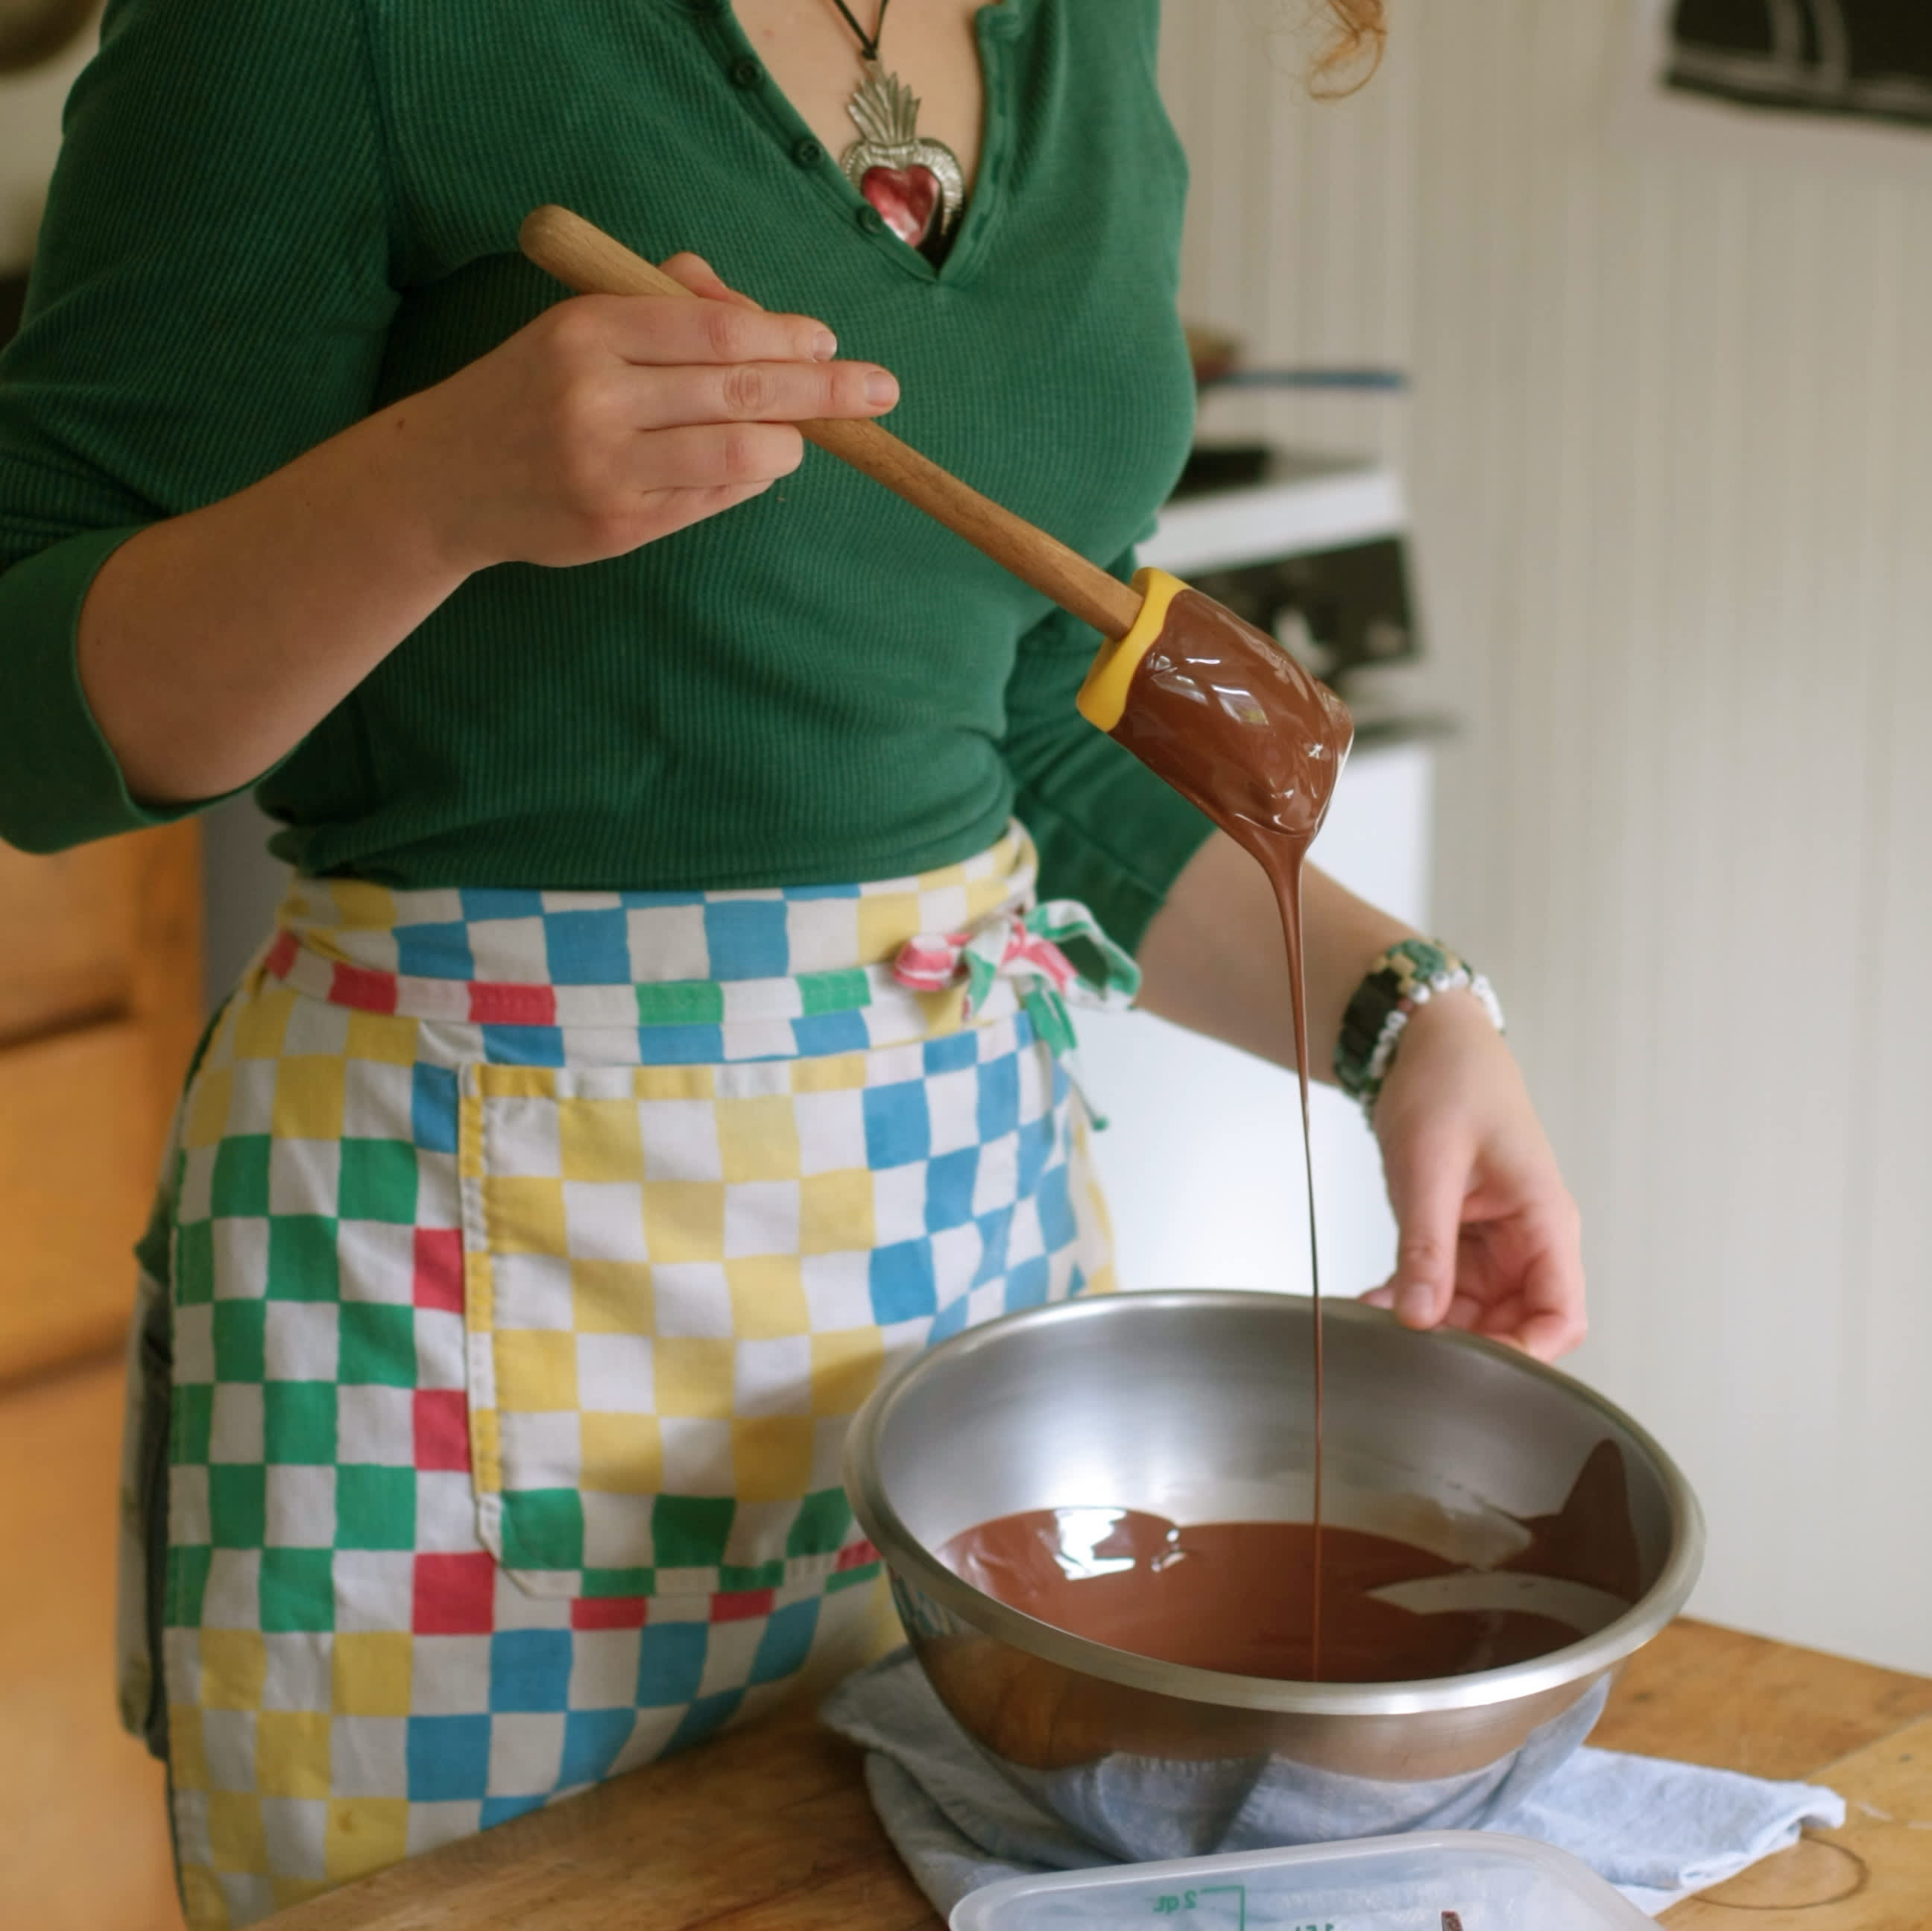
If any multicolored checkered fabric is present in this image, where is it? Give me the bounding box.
[265,823,1044,1063]
[128,825,1116,1929]
[461,1021,1079,1600]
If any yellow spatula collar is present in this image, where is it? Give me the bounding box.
[1076,567,1190,734]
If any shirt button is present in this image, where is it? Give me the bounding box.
[793,137,825,168]
[730,58,763,88]
[858,203,886,233]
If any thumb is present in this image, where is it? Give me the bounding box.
[1380,1137,1468,1330]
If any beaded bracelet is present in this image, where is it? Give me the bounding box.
[1333,938,1505,1117]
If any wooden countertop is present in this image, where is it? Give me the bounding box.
[278,1619,1932,1931]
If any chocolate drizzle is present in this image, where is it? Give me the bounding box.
[1107,588,1354,1674]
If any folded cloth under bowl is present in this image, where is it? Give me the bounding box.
[823,1647,1845,1920]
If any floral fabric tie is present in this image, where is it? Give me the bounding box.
[892,900,1140,1061]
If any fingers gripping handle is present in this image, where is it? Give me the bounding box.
[517,206,1144,640]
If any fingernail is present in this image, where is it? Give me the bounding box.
[865,369,899,407]
[1396,1282,1436,1326]
[812,330,839,361]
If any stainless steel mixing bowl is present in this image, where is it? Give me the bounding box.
[845,1291,1702,1811]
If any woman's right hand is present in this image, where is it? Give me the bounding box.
[411,254,900,574]
[75,258,893,809]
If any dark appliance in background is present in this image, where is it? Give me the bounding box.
[1151,449,1436,743]
[1,271,25,345]
[1667,0,1932,129]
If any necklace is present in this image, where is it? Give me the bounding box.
[824,0,965,260]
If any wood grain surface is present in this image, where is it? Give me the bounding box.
[272,1618,1932,1931]
[0,820,202,1381]
[0,822,203,1924]
[0,835,136,1046]
[0,1354,183,1930]
[1667,1717,1932,1930]
[0,1018,162,1378]
[1592,1621,1932,1781]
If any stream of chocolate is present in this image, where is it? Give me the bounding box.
[1105,589,1354,1675]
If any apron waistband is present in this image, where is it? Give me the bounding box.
[260,824,1139,1061]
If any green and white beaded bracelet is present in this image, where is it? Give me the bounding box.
[1333,938,1505,1116]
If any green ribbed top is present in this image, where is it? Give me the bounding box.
[0,0,1210,948]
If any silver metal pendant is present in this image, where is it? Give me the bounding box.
[839,61,965,256]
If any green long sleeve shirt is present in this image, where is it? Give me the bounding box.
[0,0,1211,949]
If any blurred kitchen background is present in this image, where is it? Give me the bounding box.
[4,6,1931,1920]
[1144,0,1932,1685]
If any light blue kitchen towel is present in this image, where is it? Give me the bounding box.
[822,1648,1845,1919]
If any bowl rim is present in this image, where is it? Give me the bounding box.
[843,1289,1706,1717]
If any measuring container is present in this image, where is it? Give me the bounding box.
[949,1830,1652,1930]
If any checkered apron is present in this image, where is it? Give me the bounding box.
[116,824,1132,1930]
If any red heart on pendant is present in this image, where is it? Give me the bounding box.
[861,165,941,248]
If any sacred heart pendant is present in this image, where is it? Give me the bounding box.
[841,63,965,259]
[859,165,941,247]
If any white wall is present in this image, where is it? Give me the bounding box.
[1161,0,1932,1673]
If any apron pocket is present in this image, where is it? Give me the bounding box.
[458,1056,915,1600]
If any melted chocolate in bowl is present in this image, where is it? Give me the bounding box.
[937,1444,1644,1685]
[1108,588,1354,1673]
[941,1511,1572,1683]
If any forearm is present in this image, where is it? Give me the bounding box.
[1135,829,1415,1081]
[1139,818,1585,1360]
[76,399,467,806]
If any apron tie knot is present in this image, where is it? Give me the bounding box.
[891,900,1140,1060]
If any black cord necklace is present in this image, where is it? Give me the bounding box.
[821,0,964,259]
[826,0,889,62]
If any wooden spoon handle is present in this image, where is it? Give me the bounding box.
[518,205,1143,639]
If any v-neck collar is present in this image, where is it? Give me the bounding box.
[681,0,1038,289]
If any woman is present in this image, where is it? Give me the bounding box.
[0,0,1581,1922]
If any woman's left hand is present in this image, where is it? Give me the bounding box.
[1358,992,1586,1361]
[1139,835,1585,1360]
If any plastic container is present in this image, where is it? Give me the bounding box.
[949,1831,1653,1930]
